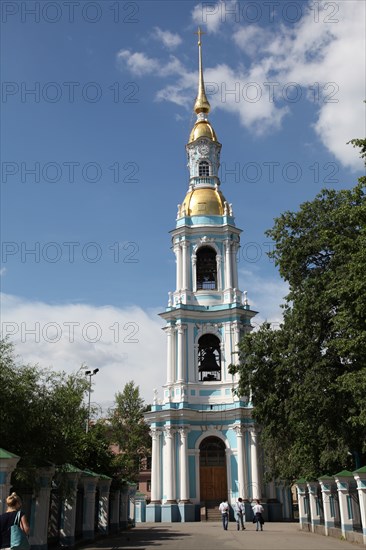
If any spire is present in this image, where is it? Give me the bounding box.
[193,27,210,115]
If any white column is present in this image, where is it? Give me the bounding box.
[177,324,185,382]
[225,240,232,289]
[166,326,174,385]
[216,255,222,290]
[179,427,190,502]
[182,241,189,290]
[174,243,182,291]
[250,427,261,500]
[150,428,161,503]
[232,243,239,289]
[163,426,176,503]
[192,254,197,292]
[234,426,246,499]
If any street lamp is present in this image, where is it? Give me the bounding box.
[85,368,99,433]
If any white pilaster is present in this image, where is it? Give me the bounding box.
[179,427,190,502]
[150,428,162,503]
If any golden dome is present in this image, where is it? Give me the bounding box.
[188,120,218,143]
[181,187,226,216]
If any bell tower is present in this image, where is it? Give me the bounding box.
[145,29,263,523]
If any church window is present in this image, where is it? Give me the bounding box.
[199,160,210,177]
[198,333,221,381]
[196,246,217,290]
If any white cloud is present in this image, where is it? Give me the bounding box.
[153,27,182,49]
[238,268,288,330]
[116,50,160,76]
[1,293,166,410]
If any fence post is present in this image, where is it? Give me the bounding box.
[59,465,83,547]
[307,481,320,532]
[353,466,366,545]
[319,476,335,536]
[335,470,354,538]
[80,470,99,541]
[97,476,112,535]
[295,479,309,530]
[29,466,55,550]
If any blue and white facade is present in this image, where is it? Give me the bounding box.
[145,33,290,522]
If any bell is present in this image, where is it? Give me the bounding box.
[198,349,220,372]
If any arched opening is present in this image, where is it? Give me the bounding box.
[199,436,227,502]
[199,160,210,177]
[196,246,217,290]
[198,334,221,381]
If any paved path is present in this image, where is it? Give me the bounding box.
[80,522,359,550]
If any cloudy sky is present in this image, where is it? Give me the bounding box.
[2,0,365,409]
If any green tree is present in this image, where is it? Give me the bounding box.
[109,381,151,482]
[231,145,366,480]
[0,338,117,485]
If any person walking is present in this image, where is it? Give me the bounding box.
[218,498,229,530]
[0,492,30,550]
[235,497,246,530]
[252,499,264,531]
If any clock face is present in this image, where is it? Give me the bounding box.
[198,141,209,157]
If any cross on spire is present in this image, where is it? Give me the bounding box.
[195,26,206,46]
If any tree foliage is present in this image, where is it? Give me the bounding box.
[231,144,366,481]
[109,381,151,483]
[0,338,115,485]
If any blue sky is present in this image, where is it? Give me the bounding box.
[1,0,365,408]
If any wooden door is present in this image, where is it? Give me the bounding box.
[200,466,227,501]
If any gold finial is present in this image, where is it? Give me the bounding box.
[193,27,210,115]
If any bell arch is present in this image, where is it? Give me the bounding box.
[196,245,217,290]
[198,333,221,381]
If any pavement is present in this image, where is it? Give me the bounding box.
[80,521,360,550]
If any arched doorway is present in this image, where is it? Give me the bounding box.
[199,436,227,502]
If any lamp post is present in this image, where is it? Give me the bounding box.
[85,368,99,433]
